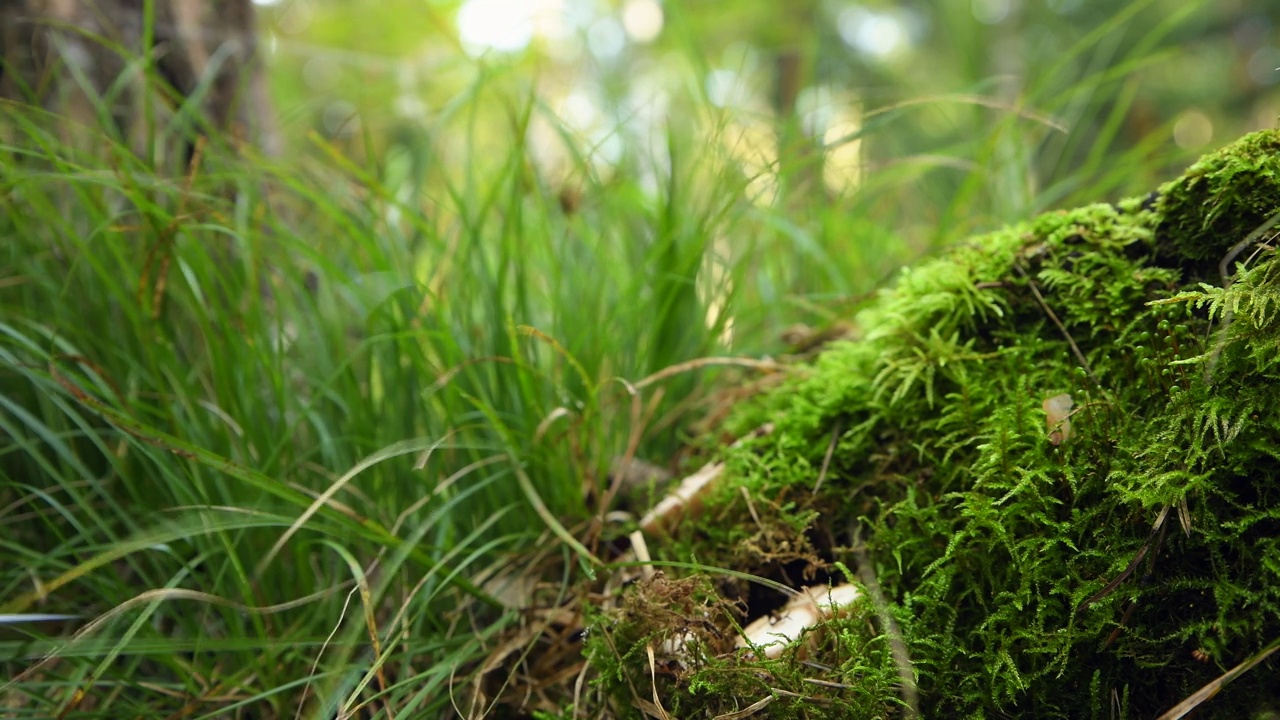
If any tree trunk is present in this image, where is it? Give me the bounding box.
[0,0,277,160]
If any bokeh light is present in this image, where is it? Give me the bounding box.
[1173,109,1214,150]
[972,0,1013,26]
[457,0,536,53]
[838,6,912,60]
[622,0,663,44]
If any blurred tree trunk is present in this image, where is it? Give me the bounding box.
[0,0,277,160]
[774,49,826,208]
[771,5,827,211]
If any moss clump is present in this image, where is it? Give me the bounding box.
[584,571,904,718]
[1157,129,1280,264]
[596,129,1280,718]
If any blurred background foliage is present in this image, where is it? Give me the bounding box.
[260,0,1278,223]
[253,0,1280,358]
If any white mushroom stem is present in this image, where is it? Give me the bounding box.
[736,583,863,659]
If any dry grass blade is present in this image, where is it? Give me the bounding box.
[639,423,774,536]
[1078,503,1170,611]
[534,407,574,443]
[595,377,665,532]
[1156,636,1280,720]
[639,461,724,536]
[1014,263,1098,386]
[852,522,919,719]
[712,695,775,720]
[630,531,655,581]
[633,357,784,390]
[644,645,671,720]
[510,460,602,570]
[1177,495,1192,537]
[255,437,448,579]
[1203,209,1280,382]
[1218,208,1280,284]
[862,93,1068,133]
[297,585,360,720]
[811,422,841,495]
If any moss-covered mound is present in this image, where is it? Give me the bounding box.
[588,130,1280,718]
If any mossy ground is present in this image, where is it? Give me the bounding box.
[584,129,1280,718]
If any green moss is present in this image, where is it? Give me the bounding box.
[592,130,1280,718]
[584,571,904,718]
[1157,129,1280,264]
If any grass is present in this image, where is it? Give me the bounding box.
[0,1,1264,716]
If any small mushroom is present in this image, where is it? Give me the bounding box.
[1043,393,1074,446]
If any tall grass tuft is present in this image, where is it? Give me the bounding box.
[0,2,1229,715]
